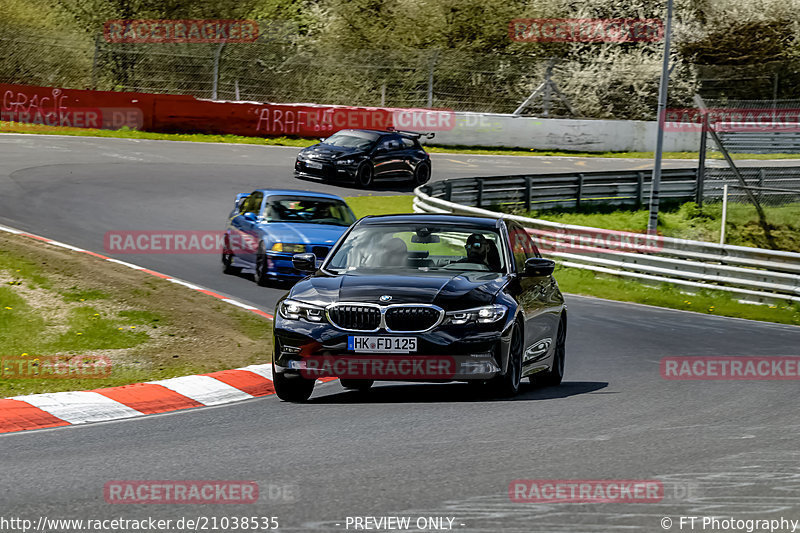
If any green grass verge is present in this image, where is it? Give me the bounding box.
[555,266,800,326]
[5,121,800,159]
[515,201,800,252]
[345,195,415,219]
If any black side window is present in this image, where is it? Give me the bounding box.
[379,136,402,151]
[401,137,416,149]
[507,222,540,272]
[241,192,263,215]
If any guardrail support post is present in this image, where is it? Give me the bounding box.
[525,177,532,212]
[637,172,644,208]
[576,173,585,209]
[444,181,452,201]
[476,179,484,208]
[696,113,708,206]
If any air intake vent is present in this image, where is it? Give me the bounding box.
[327,305,381,331]
[385,306,441,332]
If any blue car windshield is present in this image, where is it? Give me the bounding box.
[322,131,379,150]
[326,224,507,274]
[264,196,356,227]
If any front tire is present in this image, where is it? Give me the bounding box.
[272,367,315,402]
[488,321,523,398]
[534,315,566,387]
[356,163,374,188]
[222,242,241,275]
[255,243,271,286]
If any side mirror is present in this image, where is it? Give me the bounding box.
[243,212,258,222]
[523,257,555,277]
[292,252,317,273]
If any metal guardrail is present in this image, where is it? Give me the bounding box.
[717,131,800,154]
[434,168,702,210]
[431,168,800,211]
[414,171,800,305]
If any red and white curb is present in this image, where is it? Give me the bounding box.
[0,223,332,435]
[0,364,281,434]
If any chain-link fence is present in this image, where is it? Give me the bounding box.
[691,95,800,250]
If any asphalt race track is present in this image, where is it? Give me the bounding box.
[2,133,799,532]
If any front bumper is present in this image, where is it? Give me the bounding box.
[294,160,358,181]
[273,319,512,381]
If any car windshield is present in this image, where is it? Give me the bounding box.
[322,131,379,149]
[326,223,506,274]
[264,196,356,226]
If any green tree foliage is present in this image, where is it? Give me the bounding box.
[2,0,800,117]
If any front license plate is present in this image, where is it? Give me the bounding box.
[348,336,417,353]
[306,161,323,169]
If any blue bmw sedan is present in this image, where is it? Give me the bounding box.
[222,189,356,285]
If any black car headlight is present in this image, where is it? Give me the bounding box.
[445,304,507,325]
[279,299,326,323]
[335,159,356,165]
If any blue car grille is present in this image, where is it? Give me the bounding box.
[312,246,330,259]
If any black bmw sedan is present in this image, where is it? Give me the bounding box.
[294,129,432,188]
[272,214,567,402]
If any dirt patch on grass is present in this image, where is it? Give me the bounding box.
[0,232,273,396]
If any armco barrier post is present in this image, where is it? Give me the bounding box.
[476,179,484,208]
[696,112,708,206]
[525,176,532,212]
[444,181,453,201]
[576,173,585,209]
[637,172,645,208]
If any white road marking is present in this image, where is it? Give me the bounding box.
[11,391,143,424]
[148,375,253,406]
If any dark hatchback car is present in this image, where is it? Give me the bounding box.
[294,129,432,188]
[272,214,567,402]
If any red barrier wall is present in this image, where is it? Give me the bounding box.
[0,83,415,137]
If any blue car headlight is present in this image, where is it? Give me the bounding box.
[279,299,326,323]
[444,304,507,325]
